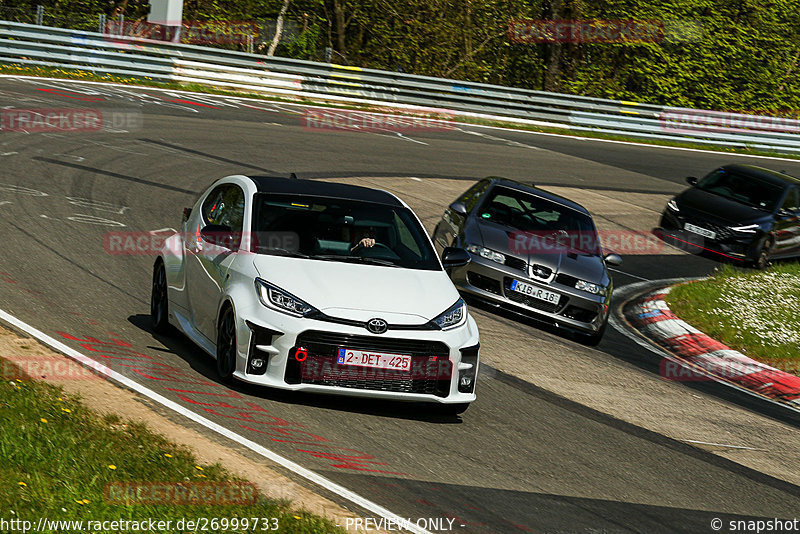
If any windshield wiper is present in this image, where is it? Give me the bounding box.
[257,247,310,259]
[313,254,400,267]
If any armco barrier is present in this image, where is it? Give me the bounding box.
[2,20,800,153]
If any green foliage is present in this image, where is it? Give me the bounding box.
[5,0,800,109]
[0,358,343,533]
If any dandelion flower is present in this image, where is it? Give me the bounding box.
[107,465,117,470]
[18,482,27,487]
[40,418,48,423]
[194,466,203,471]
[164,453,172,458]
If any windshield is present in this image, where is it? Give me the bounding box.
[250,193,441,270]
[697,169,784,211]
[477,186,601,254]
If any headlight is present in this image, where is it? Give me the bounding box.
[432,298,467,330]
[666,199,680,212]
[575,279,607,296]
[255,278,317,317]
[730,224,759,234]
[466,244,506,264]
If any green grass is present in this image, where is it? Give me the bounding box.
[2,62,799,161]
[0,357,343,534]
[666,263,800,376]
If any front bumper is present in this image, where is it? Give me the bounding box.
[232,302,480,405]
[659,210,760,262]
[449,255,609,335]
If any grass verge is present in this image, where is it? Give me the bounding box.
[2,62,799,161]
[0,356,343,534]
[665,263,800,376]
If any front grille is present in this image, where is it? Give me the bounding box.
[503,277,565,313]
[555,273,579,287]
[504,255,528,271]
[467,271,502,295]
[286,331,451,397]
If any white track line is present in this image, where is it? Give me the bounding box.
[0,308,432,534]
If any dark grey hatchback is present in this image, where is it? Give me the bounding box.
[659,164,800,269]
[433,177,621,345]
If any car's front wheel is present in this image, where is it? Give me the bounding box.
[578,317,608,347]
[435,402,470,416]
[216,306,237,382]
[753,237,774,270]
[150,260,170,334]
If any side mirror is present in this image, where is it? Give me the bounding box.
[200,224,237,249]
[686,176,698,186]
[449,201,468,217]
[442,247,471,268]
[604,253,623,267]
[183,207,192,222]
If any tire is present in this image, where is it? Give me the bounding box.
[150,260,171,334]
[753,237,774,270]
[216,305,237,382]
[437,403,470,416]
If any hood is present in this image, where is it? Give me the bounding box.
[469,219,608,283]
[676,187,770,224]
[251,255,459,324]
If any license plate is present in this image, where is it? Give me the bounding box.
[510,280,560,304]
[684,223,716,239]
[337,348,412,371]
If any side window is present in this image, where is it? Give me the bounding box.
[782,188,799,211]
[202,185,246,233]
[457,180,490,213]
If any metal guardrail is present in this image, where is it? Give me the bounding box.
[2,20,800,154]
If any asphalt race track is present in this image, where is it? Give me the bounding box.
[1,76,800,533]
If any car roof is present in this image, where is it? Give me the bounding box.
[721,164,800,186]
[246,175,403,206]
[486,177,591,215]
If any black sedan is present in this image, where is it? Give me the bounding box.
[432,177,621,345]
[659,164,800,269]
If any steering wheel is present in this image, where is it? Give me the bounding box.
[352,241,392,254]
[548,229,571,249]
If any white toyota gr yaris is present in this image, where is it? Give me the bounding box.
[151,175,480,414]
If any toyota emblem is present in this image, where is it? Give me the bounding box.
[366,318,388,334]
